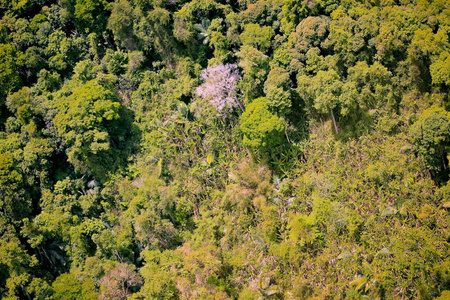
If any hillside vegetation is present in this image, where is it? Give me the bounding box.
[0,0,450,299]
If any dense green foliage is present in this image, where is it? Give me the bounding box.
[240,97,285,150]
[0,0,450,299]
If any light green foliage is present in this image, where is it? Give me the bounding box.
[207,18,229,64]
[27,277,52,300]
[11,18,34,50]
[407,27,450,90]
[237,45,269,103]
[22,177,105,270]
[73,59,97,83]
[409,28,449,59]
[328,8,375,69]
[280,0,309,34]
[297,63,387,136]
[146,7,173,54]
[45,30,78,72]
[0,217,37,298]
[375,6,421,70]
[436,290,450,300]
[430,52,450,86]
[239,23,274,53]
[298,69,342,115]
[289,16,330,63]
[238,287,259,299]
[74,0,108,32]
[29,14,47,32]
[173,6,195,43]
[6,87,38,124]
[35,69,61,94]
[0,43,22,103]
[107,0,136,50]
[139,250,180,299]
[347,61,393,108]
[305,47,327,74]
[264,66,292,116]
[410,105,450,171]
[103,49,128,76]
[271,43,292,68]
[54,79,121,176]
[240,97,285,150]
[288,212,320,248]
[0,152,30,219]
[52,273,98,300]
[238,0,283,28]
[21,137,54,186]
[288,197,343,248]
[173,0,222,59]
[51,273,82,300]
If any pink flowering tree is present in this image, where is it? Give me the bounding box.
[196,63,244,117]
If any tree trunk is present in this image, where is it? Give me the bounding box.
[442,151,448,170]
[330,108,339,134]
[236,99,245,113]
[285,129,291,143]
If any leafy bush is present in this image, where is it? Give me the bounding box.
[239,97,285,151]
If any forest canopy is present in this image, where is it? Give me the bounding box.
[0,0,450,299]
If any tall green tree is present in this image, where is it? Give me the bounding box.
[297,70,343,133]
[107,0,137,50]
[410,105,450,172]
[239,97,285,151]
[74,0,109,33]
[52,273,97,300]
[264,66,292,116]
[237,45,269,103]
[0,152,30,220]
[0,217,37,298]
[239,23,274,54]
[289,16,330,64]
[0,43,23,110]
[53,77,132,179]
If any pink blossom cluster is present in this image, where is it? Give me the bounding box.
[196,63,244,116]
